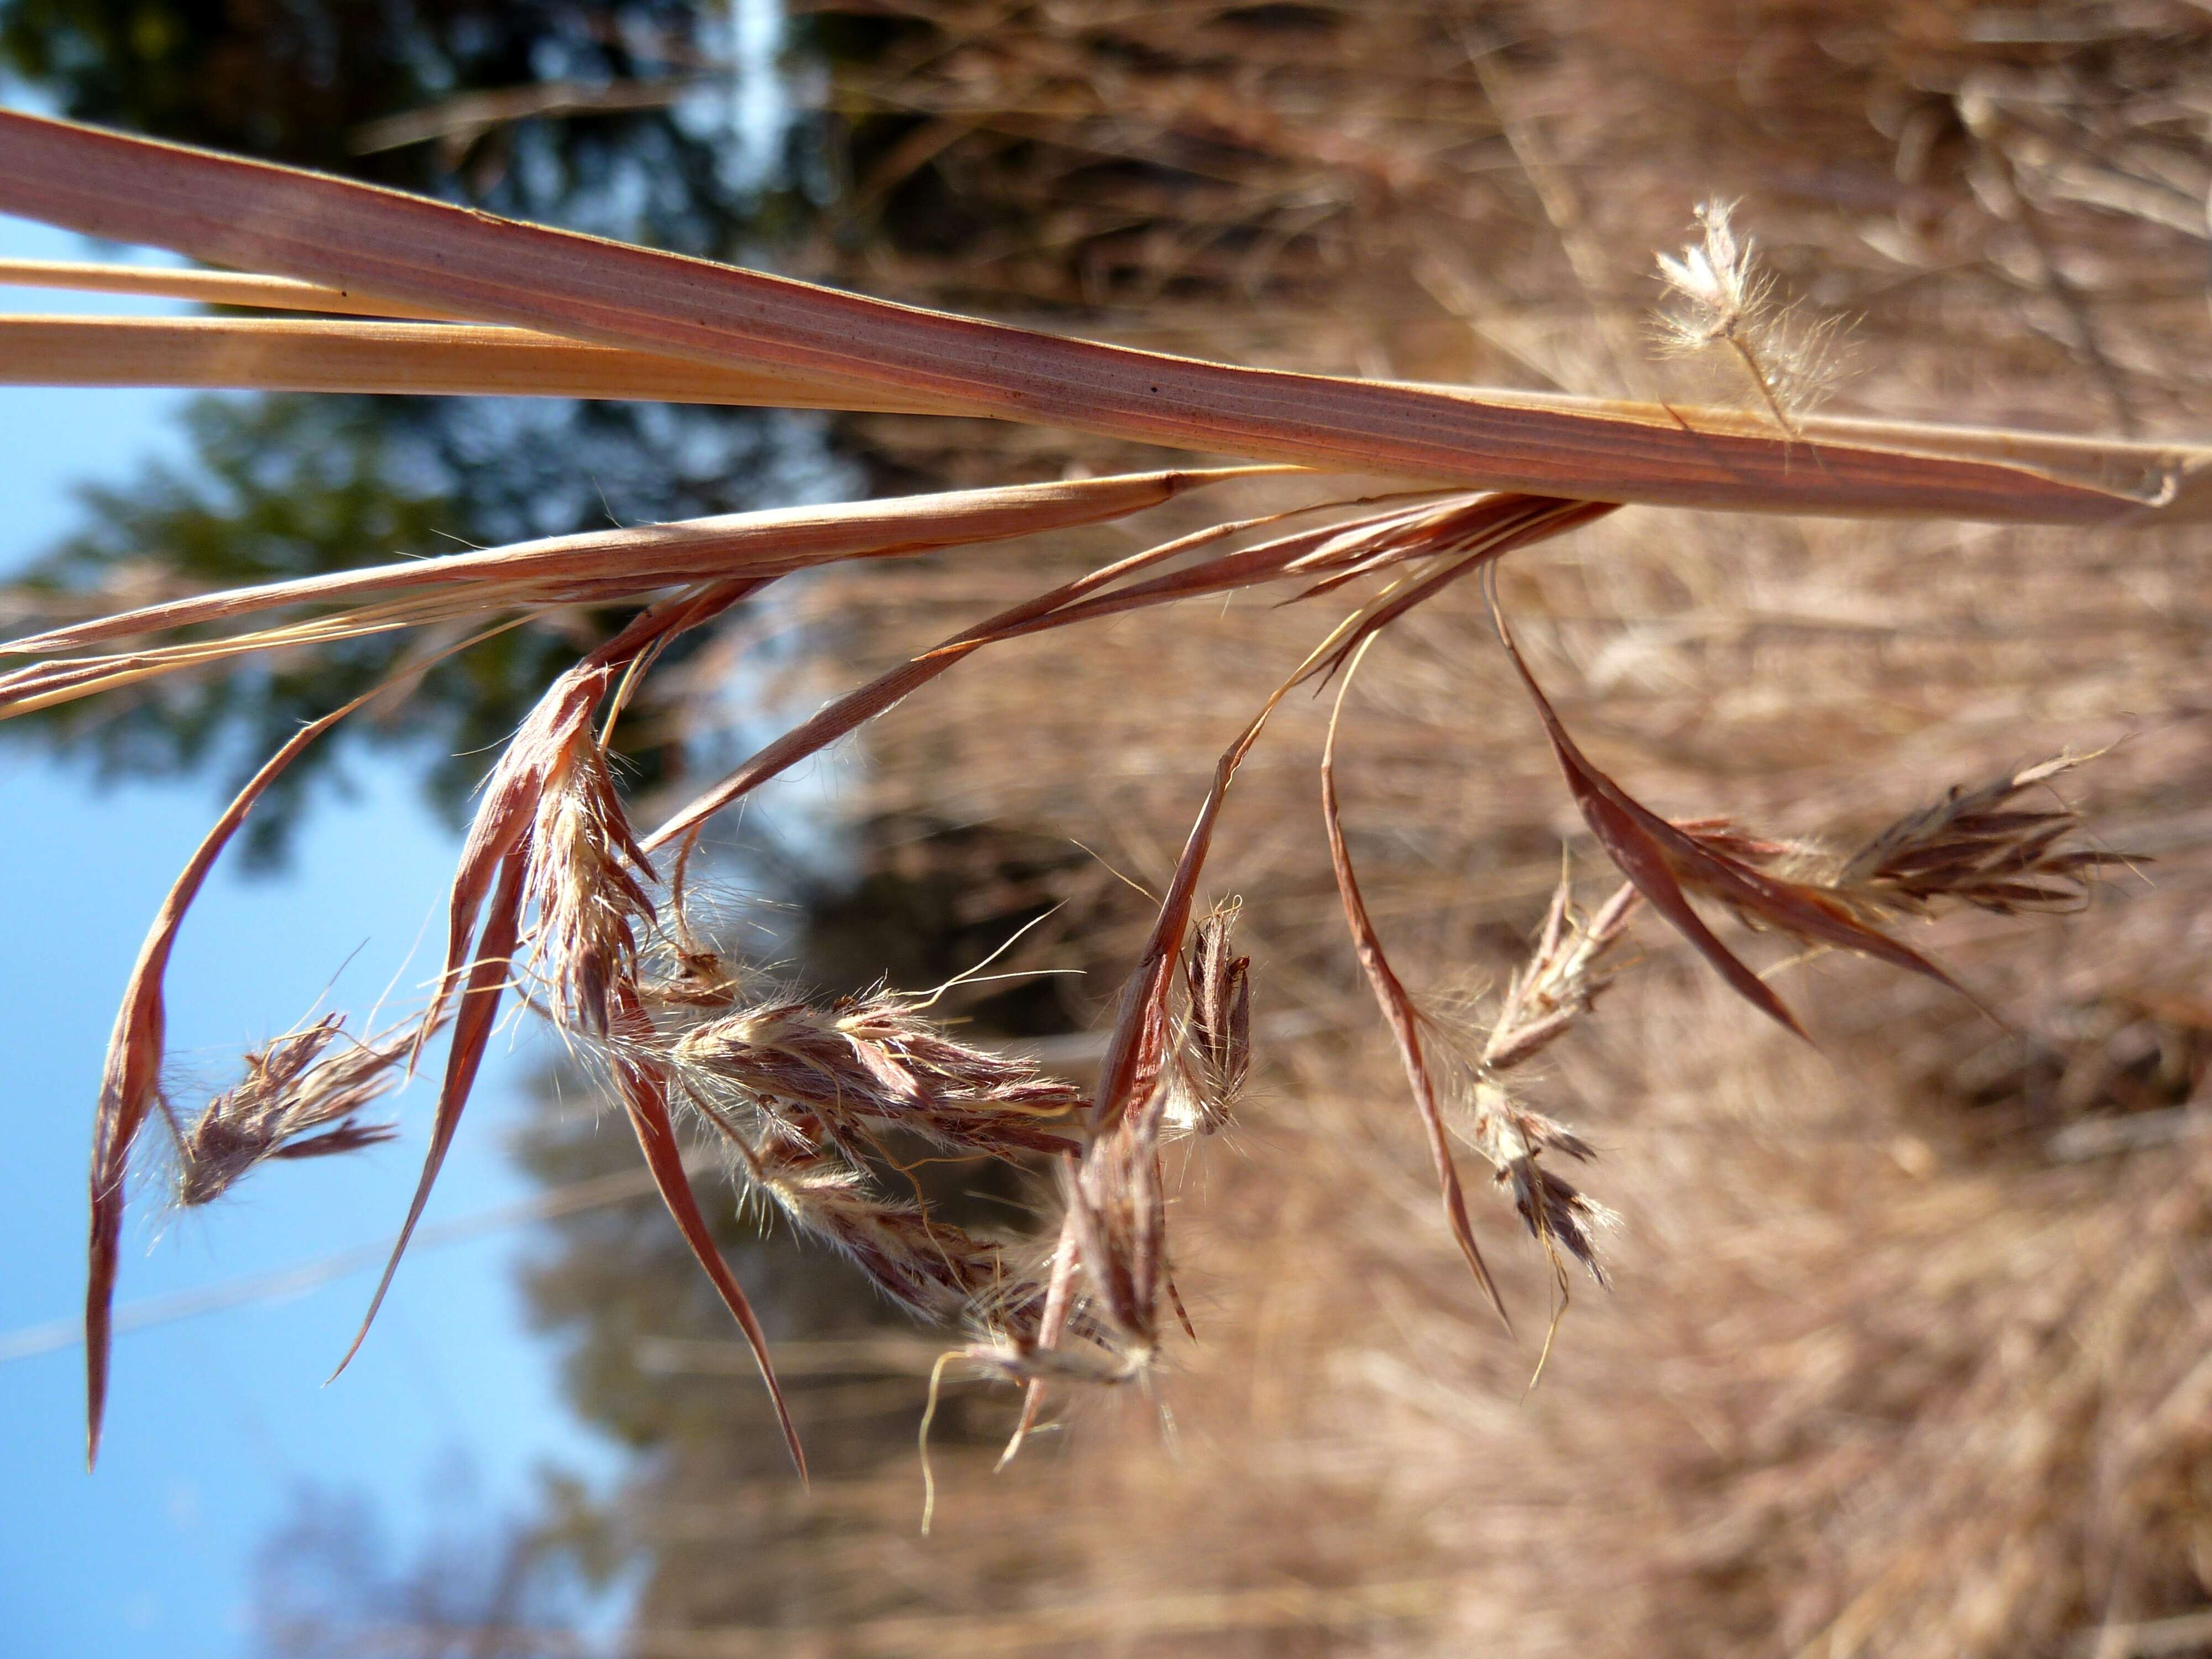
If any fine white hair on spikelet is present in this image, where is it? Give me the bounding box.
[1652,200,1846,434]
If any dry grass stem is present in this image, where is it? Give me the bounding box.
[11,68,2177,1563]
[0,112,2200,521]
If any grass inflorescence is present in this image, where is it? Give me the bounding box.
[0,106,2161,1543]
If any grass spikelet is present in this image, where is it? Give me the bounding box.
[1171,897,1251,1135]
[1481,873,1641,1073]
[667,990,1086,1162]
[520,729,656,1039]
[172,1015,404,1208]
[745,1140,1051,1334]
[1466,1081,1614,1288]
[1653,200,1845,435]
[1823,753,2133,920]
[1067,1084,1173,1357]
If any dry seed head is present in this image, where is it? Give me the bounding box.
[520,730,657,1037]
[640,943,747,1014]
[667,990,1084,1161]
[1481,874,1641,1073]
[1171,896,1251,1134]
[1653,201,1767,352]
[1068,1083,1174,1357]
[1652,200,1845,429]
[173,1014,403,1208]
[1824,754,2132,920]
[1467,1081,1613,1285]
[746,1140,1053,1334]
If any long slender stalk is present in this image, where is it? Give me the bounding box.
[0,257,456,319]
[0,111,2198,521]
[0,315,940,411]
[2,469,1260,664]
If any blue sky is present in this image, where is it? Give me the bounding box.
[0,189,624,1655]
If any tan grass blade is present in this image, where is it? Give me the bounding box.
[11,296,2187,521]
[3,472,1258,729]
[0,315,938,411]
[1,291,2200,520]
[0,258,457,319]
[3,469,1247,664]
[0,111,2198,522]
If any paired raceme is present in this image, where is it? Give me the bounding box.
[1170,899,1252,1136]
[1381,739,2129,1300]
[744,1140,1051,1335]
[1458,875,1642,1288]
[522,728,657,1039]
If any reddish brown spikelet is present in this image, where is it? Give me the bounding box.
[174,1015,403,1208]
[520,728,656,1037]
[667,991,1085,1162]
[1175,897,1251,1134]
[1828,754,2132,919]
[1482,877,1641,1073]
[748,1140,1053,1338]
[1467,1082,1613,1286]
[1488,578,1997,1041]
[1069,1084,1173,1354]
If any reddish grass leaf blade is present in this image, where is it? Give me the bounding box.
[1488,579,1991,1039]
[641,489,1315,853]
[1667,827,1999,1017]
[86,693,369,1467]
[614,1029,807,1483]
[1573,764,1810,1043]
[0,111,2172,524]
[1486,587,1812,1042]
[1321,648,1511,1330]
[1306,501,1619,691]
[332,847,527,1380]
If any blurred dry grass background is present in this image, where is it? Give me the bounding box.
[561,2,2212,1653]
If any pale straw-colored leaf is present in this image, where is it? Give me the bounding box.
[0,315,937,411]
